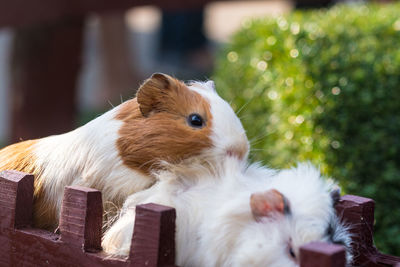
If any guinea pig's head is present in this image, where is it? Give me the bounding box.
[212,167,352,267]
[231,190,352,267]
[116,73,249,174]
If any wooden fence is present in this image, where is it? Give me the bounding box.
[0,170,399,267]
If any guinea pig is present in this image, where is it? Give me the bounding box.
[102,158,352,267]
[0,73,249,230]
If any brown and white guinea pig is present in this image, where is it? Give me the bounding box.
[0,73,249,230]
[102,159,353,267]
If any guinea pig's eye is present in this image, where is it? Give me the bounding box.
[288,246,296,259]
[187,113,205,128]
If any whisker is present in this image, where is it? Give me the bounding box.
[108,100,115,108]
[249,132,272,145]
[239,114,254,120]
[236,99,253,116]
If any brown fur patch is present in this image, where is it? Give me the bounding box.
[115,75,213,173]
[0,140,38,175]
[0,140,55,229]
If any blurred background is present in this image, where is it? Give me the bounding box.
[0,0,293,145]
[0,0,399,257]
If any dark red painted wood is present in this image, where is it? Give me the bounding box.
[336,195,400,267]
[300,241,346,267]
[336,194,375,266]
[130,203,177,267]
[0,170,34,229]
[0,171,178,267]
[60,185,103,252]
[2,171,400,267]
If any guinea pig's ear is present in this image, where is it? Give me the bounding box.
[136,73,176,117]
[250,189,291,220]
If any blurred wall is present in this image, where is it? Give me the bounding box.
[0,1,293,144]
[0,30,12,143]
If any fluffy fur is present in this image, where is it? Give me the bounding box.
[102,158,353,267]
[0,73,249,230]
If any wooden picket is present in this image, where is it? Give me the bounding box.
[0,170,176,267]
[0,170,399,266]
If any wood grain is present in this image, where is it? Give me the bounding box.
[0,171,178,266]
[59,185,103,252]
[2,171,400,267]
[0,170,33,229]
[336,195,400,267]
[130,203,177,267]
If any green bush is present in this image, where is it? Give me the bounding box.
[214,3,400,255]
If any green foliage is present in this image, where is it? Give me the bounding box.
[214,3,400,255]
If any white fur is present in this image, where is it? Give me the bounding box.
[33,106,153,220]
[102,159,352,267]
[31,79,249,223]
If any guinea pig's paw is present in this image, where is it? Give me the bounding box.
[102,213,135,257]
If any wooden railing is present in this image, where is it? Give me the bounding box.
[0,170,399,267]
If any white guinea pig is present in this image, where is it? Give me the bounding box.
[0,73,249,230]
[102,158,352,267]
